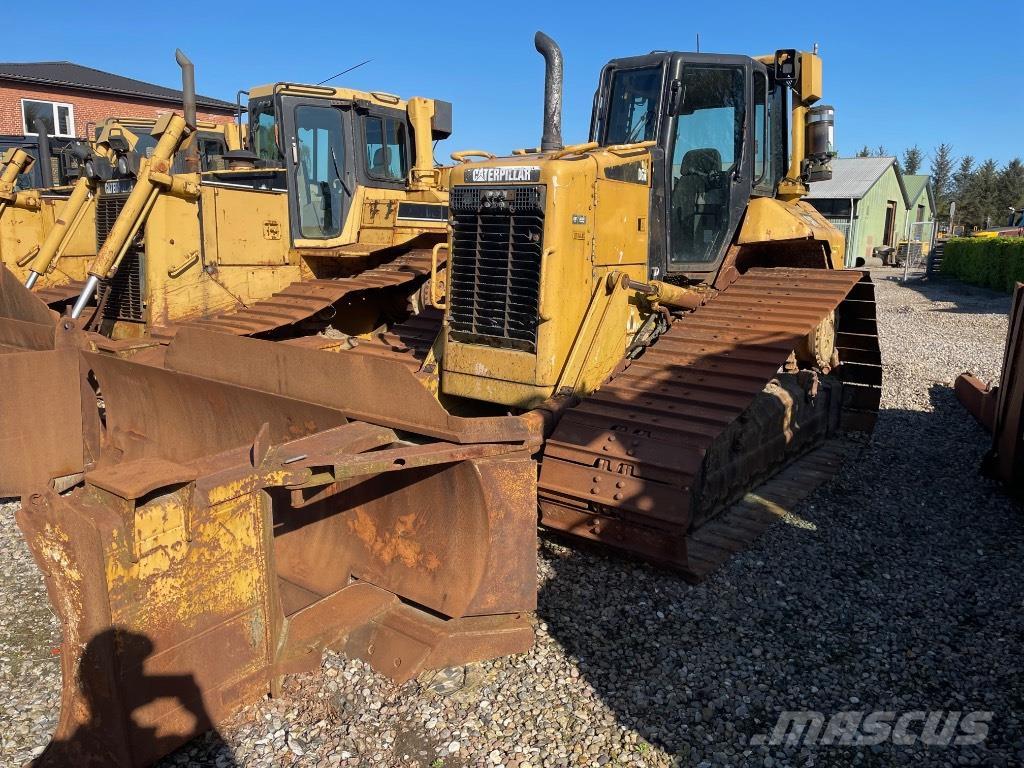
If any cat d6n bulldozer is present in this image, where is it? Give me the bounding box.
[13,32,880,768]
[0,48,452,497]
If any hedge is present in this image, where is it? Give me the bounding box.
[941,237,1024,292]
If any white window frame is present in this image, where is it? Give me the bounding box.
[21,99,76,138]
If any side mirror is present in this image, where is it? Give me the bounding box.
[773,49,799,86]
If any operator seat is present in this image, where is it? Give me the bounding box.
[371,146,392,178]
[672,148,723,262]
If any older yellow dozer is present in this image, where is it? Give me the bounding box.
[0,49,454,497]
[11,32,881,767]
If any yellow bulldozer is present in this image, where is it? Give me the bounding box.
[57,51,451,338]
[0,49,453,496]
[10,32,881,767]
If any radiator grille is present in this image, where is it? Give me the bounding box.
[94,190,131,247]
[96,251,144,322]
[449,185,544,350]
[94,189,144,322]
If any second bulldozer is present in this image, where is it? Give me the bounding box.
[0,50,453,496]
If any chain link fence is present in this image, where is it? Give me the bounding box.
[900,220,936,279]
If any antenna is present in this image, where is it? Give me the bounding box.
[317,58,373,86]
[813,42,819,54]
[696,33,701,52]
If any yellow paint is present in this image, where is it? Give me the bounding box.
[346,508,441,572]
[103,487,266,632]
[738,197,846,268]
[441,149,649,408]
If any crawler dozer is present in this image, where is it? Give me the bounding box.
[60,53,452,338]
[13,33,881,767]
[0,50,452,496]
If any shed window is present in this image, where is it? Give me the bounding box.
[22,99,75,137]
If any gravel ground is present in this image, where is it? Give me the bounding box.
[2,268,1022,768]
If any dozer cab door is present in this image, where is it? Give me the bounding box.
[592,54,757,282]
[281,96,354,245]
[665,59,754,276]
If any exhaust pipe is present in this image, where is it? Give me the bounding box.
[176,49,197,129]
[33,118,54,188]
[534,32,563,152]
[176,49,199,172]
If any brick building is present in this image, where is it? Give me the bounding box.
[0,60,235,141]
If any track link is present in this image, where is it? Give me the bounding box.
[537,267,881,580]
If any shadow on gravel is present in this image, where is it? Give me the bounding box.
[537,384,1023,767]
[31,628,238,768]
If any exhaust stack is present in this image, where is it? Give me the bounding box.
[33,119,54,188]
[175,49,197,129]
[176,49,198,172]
[534,32,563,152]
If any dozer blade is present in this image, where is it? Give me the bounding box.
[19,328,537,768]
[0,265,90,496]
[956,282,1024,497]
[538,268,882,580]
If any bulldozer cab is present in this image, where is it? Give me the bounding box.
[244,84,449,248]
[589,52,790,281]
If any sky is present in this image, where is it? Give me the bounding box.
[4,1,1021,169]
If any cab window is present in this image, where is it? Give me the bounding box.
[363,115,408,181]
[603,66,662,145]
[753,70,770,187]
[198,136,228,170]
[669,65,745,265]
[294,105,346,239]
[250,99,282,163]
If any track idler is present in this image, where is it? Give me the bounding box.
[19,331,538,767]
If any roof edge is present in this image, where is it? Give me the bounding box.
[0,71,235,111]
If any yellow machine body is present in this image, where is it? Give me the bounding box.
[441,153,846,408]
[75,83,450,339]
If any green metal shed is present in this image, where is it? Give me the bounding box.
[805,157,912,267]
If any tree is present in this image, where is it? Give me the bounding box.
[874,144,888,157]
[930,143,955,216]
[996,158,1024,222]
[962,159,999,228]
[953,155,975,201]
[856,146,871,158]
[902,145,924,174]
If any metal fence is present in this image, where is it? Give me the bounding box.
[901,220,936,279]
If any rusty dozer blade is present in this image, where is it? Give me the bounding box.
[0,264,92,496]
[538,268,882,580]
[956,282,1024,498]
[19,329,537,768]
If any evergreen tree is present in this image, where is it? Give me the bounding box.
[996,158,1024,222]
[953,155,975,201]
[962,159,999,228]
[856,146,871,158]
[930,143,955,216]
[902,145,924,174]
